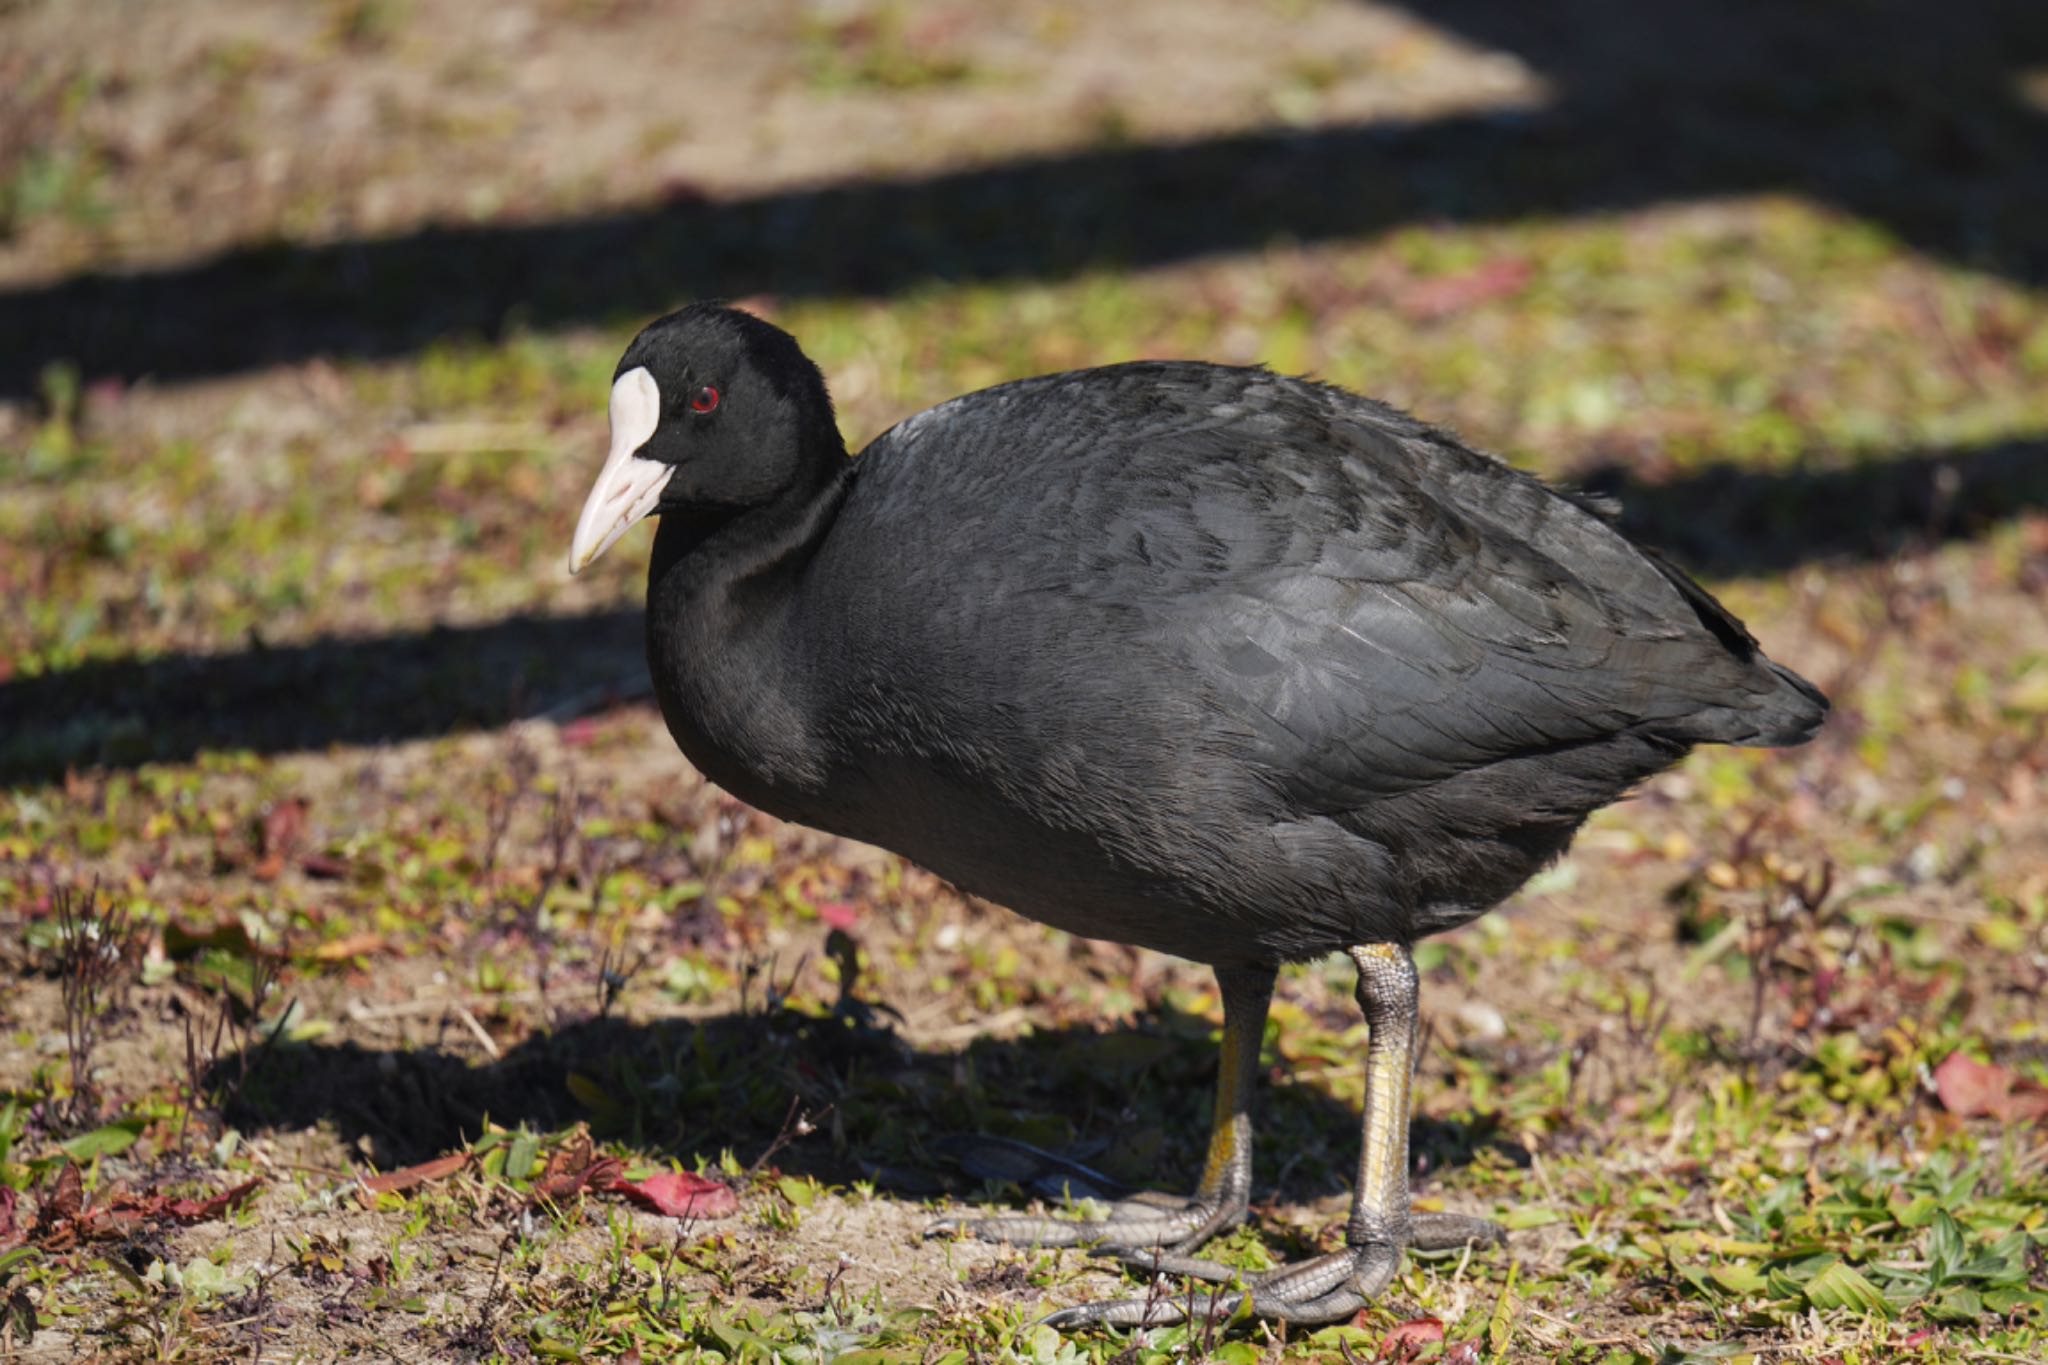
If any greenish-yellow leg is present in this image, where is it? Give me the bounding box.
[1039,942,1505,1330]
[926,964,1275,1253]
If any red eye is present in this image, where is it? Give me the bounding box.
[689,386,720,414]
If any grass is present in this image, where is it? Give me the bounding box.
[3,1,2048,1360]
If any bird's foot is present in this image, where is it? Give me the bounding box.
[923,1133,1246,1253]
[926,1188,1244,1253]
[1039,1241,1400,1329]
[1038,1212,1506,1331]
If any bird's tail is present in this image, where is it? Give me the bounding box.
[1690,657,1829,749]
[1740,658,1829,746]
[1635,545,1829,748]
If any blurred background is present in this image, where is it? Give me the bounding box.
[1,2,2046,1361]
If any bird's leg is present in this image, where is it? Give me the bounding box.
[1042,942,1499,1331]
[925,964,1275,1253]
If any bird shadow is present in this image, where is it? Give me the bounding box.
[1,1,2043,395]
[208,992,1524,1218]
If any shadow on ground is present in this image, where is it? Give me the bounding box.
[212,994,1522,1216]
[7,432,2043,784]
[1,2,2043,395]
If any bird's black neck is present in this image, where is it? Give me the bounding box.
[648,465,851,617]
[642,465,854,806]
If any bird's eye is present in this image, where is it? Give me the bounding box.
[689,386,720,414]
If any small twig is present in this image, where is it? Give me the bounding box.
[744,1096,830,1178]
[449,1003,502,1060]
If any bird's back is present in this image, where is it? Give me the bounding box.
[788,362,1824,958]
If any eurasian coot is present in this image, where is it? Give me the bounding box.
[569,304,1827,1328]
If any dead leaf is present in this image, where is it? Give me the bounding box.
[606,1170,738,1220]
[1933,1050,2048,1123]
[26,1172,262,1249]
[1442,1344,1483,1365]
[527,1138,624,1208]
[160,1179,262,1222]
[31,1165,82,1239]
[309,932,387,962]
[1377,1317,1445,1361]
[358,1152,471,1203]
[253,797,310,881]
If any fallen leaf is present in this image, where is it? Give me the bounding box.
[30,1165,82,1240]
[530,1146,624,1207]
[358,1152,471,1202]
[1933,1050,2048,1123]
[26,1173,262,1249]
[161,1179,262,1222]
[0,1187,18,1247]
[1378,1316,1445,1360]
[254,797,310,881]
[606,1170,738,1220]
[1442,1343,1483,1365]
[309,932,387,962]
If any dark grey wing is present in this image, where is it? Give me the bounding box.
[846,362,1800,810]
[1121,404,1791,807]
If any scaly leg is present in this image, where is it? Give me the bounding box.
[927,965,1275,1253]
[1040,943,1501,1330]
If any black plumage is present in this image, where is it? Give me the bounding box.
[571,303,1826,1327]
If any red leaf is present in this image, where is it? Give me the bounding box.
[31,1165,83,1239]
[605,1170,737,1220]
[161,1179,262,1222]
[530,1153,624,1207]
[1378,1317,1445,1361]
[26,1174,263,1247]
[1934,1050,2048,1123]
[358,1152,471,1202]
[254,798,310,881]
[818,901,860,932]
[0,1186,18,1247]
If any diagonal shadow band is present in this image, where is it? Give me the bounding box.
[206,994,1521,1201]
[5,436,2043,786]
[0,108,1677,396]
[2,0,2046,396]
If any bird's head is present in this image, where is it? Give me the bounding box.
[569,303,842,573]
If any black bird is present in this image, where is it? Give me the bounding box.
[569,304,1827,1328]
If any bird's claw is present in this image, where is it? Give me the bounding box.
[1036,1211,1507,1331]
[924,1193,1243,1252]
[1032,1242,1403,1330]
